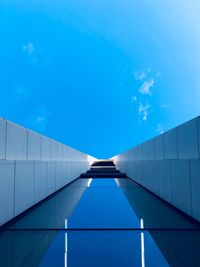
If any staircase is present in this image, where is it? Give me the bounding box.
[81,160,127,178]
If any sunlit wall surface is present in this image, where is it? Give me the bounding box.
[114,116,200,222]
[0,117,90,226]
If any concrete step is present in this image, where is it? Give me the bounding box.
[91,161,115,167]
[87,169,119,173]
[80,172,127,178]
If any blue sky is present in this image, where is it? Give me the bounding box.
[0,0,200,158]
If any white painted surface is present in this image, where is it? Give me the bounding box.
[14,161,34,216]
[190,160,200,221]
[47,162,56,195]
[197,117,200,158]
[27,130,41,160]
[57,143,63,160]
[148,160,159,195]
[50,141,58,160]
[55,162,63,190]
[41,137,51,160]
[145,140,155,160]
[163,129,178,159]
[0,161,15,225]
[154,135,164,160]
[159,160,172,203]
[169,160,191,216]
[6,121,27,160]
[114,116,200,223]
[0,117,93,226]
[34,162,47,203]
[0,118,6,160]
[177,119,198,159]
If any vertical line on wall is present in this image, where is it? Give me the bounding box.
[5,121,8,160]
[40,136,42,160]
[189,160,193,216]
[158,160,161,197]
[175,128,178,160]
[26,131,29,160]
[50,140,52,161]
[196,119,200,159]
[33,161,36,204]
[13,161,16,217]
[45,161,48,198]
[169,160,173,204]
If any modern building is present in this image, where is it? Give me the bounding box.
[0,115,200,266]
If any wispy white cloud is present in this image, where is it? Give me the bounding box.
[155,123,164,134]
[134,71,146,80]
[138,103,151,121]
[35,115,46,124]
[31,107,50,133]
[22,42,39,64]
[22,42,35,56]
[139,79,154,95]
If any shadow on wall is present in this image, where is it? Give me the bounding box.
[116,178,200,267]
[0,179,90,267]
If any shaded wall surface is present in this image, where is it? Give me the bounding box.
[0,179,89,267]
[116,178,200,267]
[114,116,200,222]
[0,117,90,226]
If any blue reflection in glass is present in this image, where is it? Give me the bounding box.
[0,177,200,267]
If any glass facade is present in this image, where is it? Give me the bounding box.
[0,177,200,266]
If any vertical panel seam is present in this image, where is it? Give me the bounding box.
[196,120,200,159]
[45,161,48,197]
[189,160,193,216]
[26,130,29,160]
[50,140,52,161]
[170,159,172,203]
[39,136,41,160]
[175,128,179,159]
[33,161,36,204]
[13,160,16,216]
[5,121,8,160]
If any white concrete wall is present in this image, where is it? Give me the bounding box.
[0,118,90,164]
[0,117,90,226]
[0,160,15,225]
[114,116,200,222]
[0,118,6,160]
